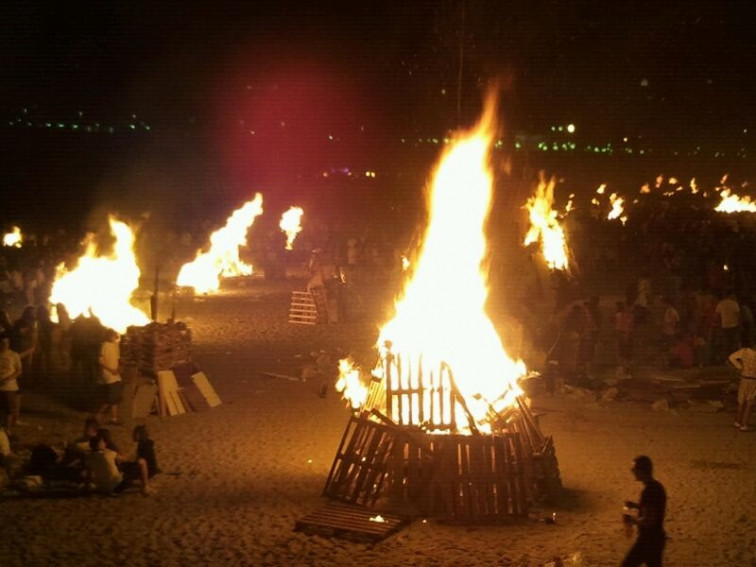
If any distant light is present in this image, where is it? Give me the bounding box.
[566,124,575,134]
[440,88,446,95]
[623,137,628,143]
[744,129,748,134]
[640,78,649,87]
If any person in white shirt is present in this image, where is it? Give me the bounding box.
[86,432,152,495]
[96,329,123,425]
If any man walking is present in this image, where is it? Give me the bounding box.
[622,455,667,567]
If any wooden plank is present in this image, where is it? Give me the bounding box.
[192,371,222,407]
[131,383,158,419]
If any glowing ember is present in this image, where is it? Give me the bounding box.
[715,189,756,213]
[339,99,526,433]
[49,216,150,333]
[177,194,264,293]
[3,226,22,248]
[607,193,627,225]
[279,206,304,250]
[524,174,570,272]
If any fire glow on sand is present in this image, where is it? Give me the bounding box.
[177,194,264,293]
[279,206,304,250]
[49,216,150,333]
[337,97,527,433]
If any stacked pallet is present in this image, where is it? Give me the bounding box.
[121,322,192,378]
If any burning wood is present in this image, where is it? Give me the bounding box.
[49,216,150,333]
[608,193,628,225]
[337,96,529,433]
[3,226,22,248]
[715,189,756,213]
[279,206,304,250]
[177,194,264,293]
[326,97,562,523]
[524,174,571,272]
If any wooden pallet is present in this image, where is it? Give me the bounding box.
[430,433,530,523]
[323,413,397,507]
[295,502,409,542]
[289,291,319,325]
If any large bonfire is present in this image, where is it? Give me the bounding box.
[49,216,150,333]
[338,97,526,434]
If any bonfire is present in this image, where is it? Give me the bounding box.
[177,194,264,293]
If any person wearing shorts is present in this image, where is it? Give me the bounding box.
[96,329,123,425]
[728,345,756,431]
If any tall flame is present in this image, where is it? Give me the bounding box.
[339,99,525,433]
[3,226,22,248]
[523,174,570,271]
[177,194,264,293]
[49,216,150,333]
[279,206,304,250]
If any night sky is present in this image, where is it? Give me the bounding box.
[2,1,755,230]
[3,1,755,138]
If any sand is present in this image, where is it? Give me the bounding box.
[2,278,755,566]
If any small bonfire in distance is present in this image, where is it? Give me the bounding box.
[177,194,264,294]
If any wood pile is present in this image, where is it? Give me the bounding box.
[322,398,561,523]
[121,322,192,378]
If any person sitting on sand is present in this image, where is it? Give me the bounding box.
[85,432,153,495]
[132,425,161,478]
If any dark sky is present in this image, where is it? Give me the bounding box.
[2,0,755,140]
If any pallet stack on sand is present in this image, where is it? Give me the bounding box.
[121,322,192,377]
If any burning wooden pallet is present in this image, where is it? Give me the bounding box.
[322,408,554,523]
[295,501,409,543]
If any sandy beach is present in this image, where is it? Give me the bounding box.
[2,278,755,567]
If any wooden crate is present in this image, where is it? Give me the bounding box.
[295,501,408,543]
[322,413,397,507]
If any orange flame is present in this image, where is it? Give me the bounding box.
[607,193,627,225]
[524,174,570,271]
[715,189,756,213]
[279,206,304,250]
[49,216,150,333]
[177,194,264,293]
[339,98,526,433]
[3,226,22,248]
